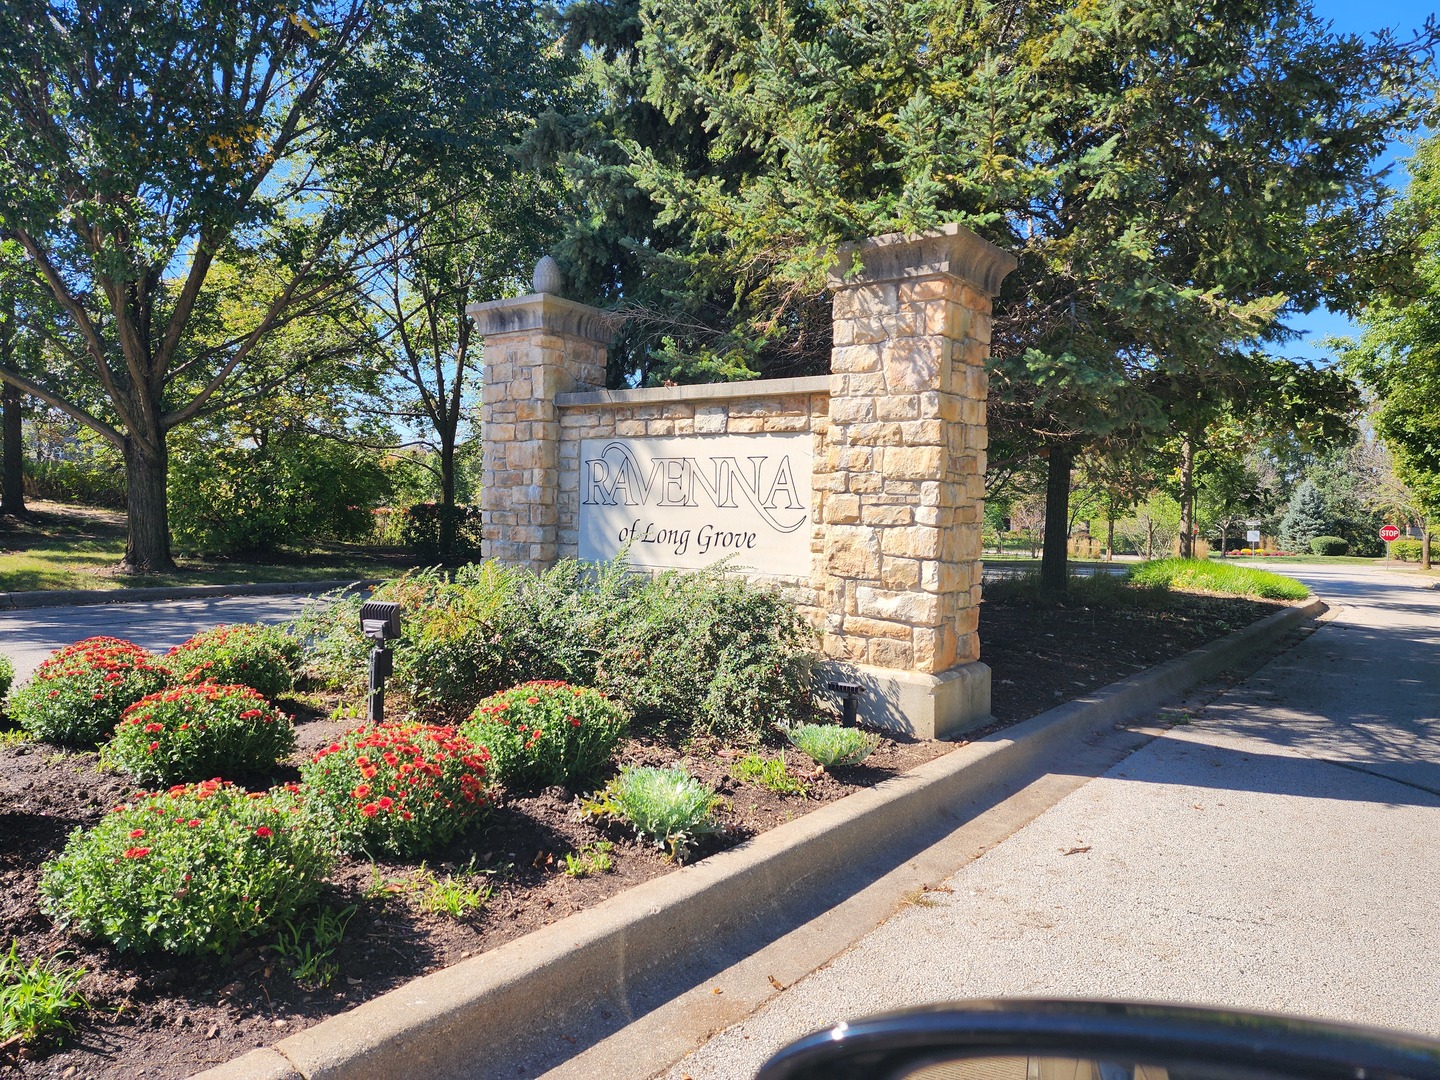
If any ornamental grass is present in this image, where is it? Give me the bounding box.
[9,637,169,746]
[299,722,490,857]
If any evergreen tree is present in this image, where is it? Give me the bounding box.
[1278,480,1331,552]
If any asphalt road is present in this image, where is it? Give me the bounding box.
[662,562,1440,1078]
[0,594,324,680]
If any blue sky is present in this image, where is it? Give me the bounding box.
[1285,0,1434,364]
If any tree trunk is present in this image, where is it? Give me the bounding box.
[1,381,24,515]
[1424,519,1432,571]
[1105,513,1115,563]
[439,437,457,562]
[1178,433,1195,559]
[123,436,174,572]
[1040,445,1072,596]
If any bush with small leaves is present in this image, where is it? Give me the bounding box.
[784,723,880,768]
[583,766,721,860]
[461,680,629,791]
[300,722,490,856]
[0,654,14,707]
[8,638,169,746]
[164,623,298,700]
[1309,536,1349,556]
[106,683,297,784]
[39,780,332,955]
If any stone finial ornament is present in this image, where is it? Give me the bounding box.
[532,255,565,296]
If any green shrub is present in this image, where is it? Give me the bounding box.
[583,765,721,860]
[784,723,880,768]
[600,564,815,741]
[0,654,13,714]
[299,722,490,856]
[164,623,298,700]
[1309,536,1349,556]
[1128,558,1310,601]
[397,503,484,563]
[1390,538,1423,562]
[730,752,810,796]
[24,457,126,509]
[39,780,332,955]
[461,680,629,791]
[107,683,297,784]
[0,941,88,1048]
[9,638,170,746]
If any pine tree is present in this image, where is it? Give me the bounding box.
[1279,481,1332,552]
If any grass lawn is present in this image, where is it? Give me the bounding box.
[0,502,410,593]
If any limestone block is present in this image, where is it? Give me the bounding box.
[646,419,675,436]
[856,586,939,626]
[762,415,811,432]
[615,419,646,436]
[956,631,979,664]
[880,556,921,589]
[833,282,898,319]
[868,638,913,669]
[861,503,913,527]
[845,616,913,641]
[883,445,943,480]
[727,417,765,433]
[900,419,945,446]
[848,471,883,494]
[876,396,920,421]
[881,338,943,393]
[897,278,950,304]
[824,633,871,663]
[825,526,881,579]
[826,494,861,524]
[912,627,959,673]
[694,409,728,434]
[880,526,942,559]
[832,344,882,374]
[844,422,903,447]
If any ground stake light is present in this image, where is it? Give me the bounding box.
[360,600,403,723]
[827,680,866,726]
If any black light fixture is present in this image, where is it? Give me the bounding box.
[826,680,866,726]
[360,600,403,723]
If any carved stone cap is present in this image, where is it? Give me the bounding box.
[466,293,619,343]
[827,222,1018,297]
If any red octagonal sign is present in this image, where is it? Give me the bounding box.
[1380,524,1403,543]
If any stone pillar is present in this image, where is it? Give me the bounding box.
[823,223,1016,739]
[468,261,615,569]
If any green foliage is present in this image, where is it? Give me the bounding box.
[23,458,126,510]
[106,684,297,785]
[1278,480,1332,552]
[1389,538,1425,562]
[562,841,615,878]
[271,904,356,989]
[0,941,87,1048]
[299,722,490,857]
[415,865,492,918]
[730,753,810,796]
[39,780,333,956]
[0,653,13,710]
[601,565,815,741]
[1309,536,1349,557]
[294,559,816,739]
[169,433,385,555]
[9,637,169,747]
[461,680,629,792]
[583,766,721,860]
[397,504,484,563]
[783,725,880,769]
[164,623,299,700]
[1129,559,1310,601]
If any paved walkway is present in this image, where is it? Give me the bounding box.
[661,563,1440,1078]
[0,594,323,679]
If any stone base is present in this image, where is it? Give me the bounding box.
[819,660,992,741]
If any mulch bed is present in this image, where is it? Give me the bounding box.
[0,589,1290,1079]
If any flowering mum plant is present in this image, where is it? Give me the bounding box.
[106,683,297,784]
[8,637,169,746]
[39,780,332,955]
[164,623,297,700]
[461,680,629,792]
[300,722,489,856]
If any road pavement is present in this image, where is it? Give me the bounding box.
[0,593,325,679]
[661,561,1440,1078]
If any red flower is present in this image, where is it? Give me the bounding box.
[353,784,371,799]
[254,826,273,838]
[144,722,164,733]
[377,797,393,811]
[123,846,150,859]
[128,828,146,839]
[359,803,379,817]
[148,741,159,752]
[187,819,200,828]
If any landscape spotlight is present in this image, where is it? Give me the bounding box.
[826,680,866,726]
[360,600,403,722]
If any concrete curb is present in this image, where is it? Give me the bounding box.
[0,579,385,610]
[193,596,1326,1080]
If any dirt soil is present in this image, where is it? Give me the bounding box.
[0,589,1290,1079]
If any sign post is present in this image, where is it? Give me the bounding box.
[1380,524,1402,559]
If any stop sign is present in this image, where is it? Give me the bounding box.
[1380,524,1403,542]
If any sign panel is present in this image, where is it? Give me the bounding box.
[579,434,813,576]
[1246,530,1261,544]
[1379,524,1402,543]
